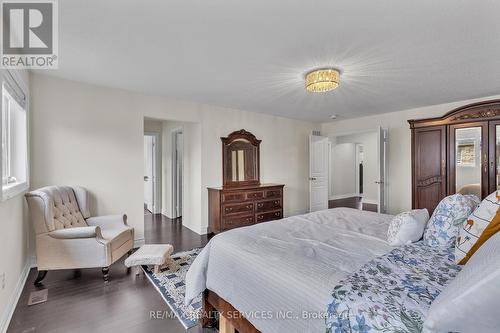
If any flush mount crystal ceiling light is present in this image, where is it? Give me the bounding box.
[305,68,340,93]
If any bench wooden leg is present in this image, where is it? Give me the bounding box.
[219,312,235,333]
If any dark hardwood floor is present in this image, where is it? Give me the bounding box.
[328,196,378,212]
[7,214,213,333]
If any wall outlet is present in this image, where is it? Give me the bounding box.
[1,273,5,290]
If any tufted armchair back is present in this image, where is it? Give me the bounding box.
[25,186,91,234]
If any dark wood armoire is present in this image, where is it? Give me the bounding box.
[409,99,500,214]
[208,129,285,234]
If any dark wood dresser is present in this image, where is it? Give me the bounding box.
[208,184,284,233]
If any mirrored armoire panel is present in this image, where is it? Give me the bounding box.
[449,122,489,200]
[409,100,500,215]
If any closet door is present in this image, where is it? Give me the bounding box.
[489,120,500,194]
[412,126,447,214]
[449,122,488,199]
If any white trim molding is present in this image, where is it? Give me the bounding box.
[329,193,359,200]
[0,257,34,333]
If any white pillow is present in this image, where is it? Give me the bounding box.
[424,231,500,333]
[387,209,429,246]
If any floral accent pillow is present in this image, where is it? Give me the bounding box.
[423,194,479,248]
[387,209,429,246]
[455,191,500,264]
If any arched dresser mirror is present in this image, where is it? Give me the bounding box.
[222,129,261,187]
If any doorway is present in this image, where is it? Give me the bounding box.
[172,129,183,218]
[327,128,387,213]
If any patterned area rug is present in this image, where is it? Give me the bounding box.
[142,247,203,329]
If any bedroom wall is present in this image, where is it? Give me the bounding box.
[331,143,356,197]
[0,70,31,333]
[321,94,500,215]
[30,73,317,237]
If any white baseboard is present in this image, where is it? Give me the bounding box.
[134,238,145,248]
[161,210,173,219]
[287,209,309,217]
[0,257,34,333]
[362,198,378,205]
[329,193,359,200]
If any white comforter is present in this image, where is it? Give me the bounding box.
[185,208,394,333]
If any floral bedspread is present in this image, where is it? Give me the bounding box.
[325,242,460,333]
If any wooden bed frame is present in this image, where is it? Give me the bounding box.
[202,290,261,333]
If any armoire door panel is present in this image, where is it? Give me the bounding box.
[416,182,444,215]
[412,126,446,214]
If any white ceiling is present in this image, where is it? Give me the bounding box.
[42,0,500,122]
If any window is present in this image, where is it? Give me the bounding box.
[1,71,28,200]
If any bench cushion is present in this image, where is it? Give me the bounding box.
[125,244,173,267]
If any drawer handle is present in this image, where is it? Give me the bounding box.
[258,215,263,220]
[246,204,252,209]
[226,207,233,212]
[246,218,252,222]
[274,200,279,205]
[257,203,263,208]
[275,212,280,217]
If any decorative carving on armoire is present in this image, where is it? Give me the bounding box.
[417,176,443,187]
[450,108,500,121]
[409,99,500,215]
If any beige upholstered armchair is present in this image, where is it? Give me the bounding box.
[25,186,134,284]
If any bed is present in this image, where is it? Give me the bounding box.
[185,208,395,333]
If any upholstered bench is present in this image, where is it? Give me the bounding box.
[125,244,179,273]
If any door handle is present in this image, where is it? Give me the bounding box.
[144,176,149,181]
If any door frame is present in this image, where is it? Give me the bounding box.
[144,132,161,214]
[171,128,183,218]
[354,143,363,196]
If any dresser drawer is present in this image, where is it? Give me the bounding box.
[256,210,282,223]
[256,199,281,212]
[222,192,246,203]
[223,202,253,216]
[246,191,264,200]
[265,188,282,199]
[222,215,254,230]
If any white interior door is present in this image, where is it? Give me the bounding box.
[144,135,155,213]
[310,135,329,212]
[377,127,388,213]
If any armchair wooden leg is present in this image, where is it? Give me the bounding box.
[102,267,109,282]
[34,270,47,286]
